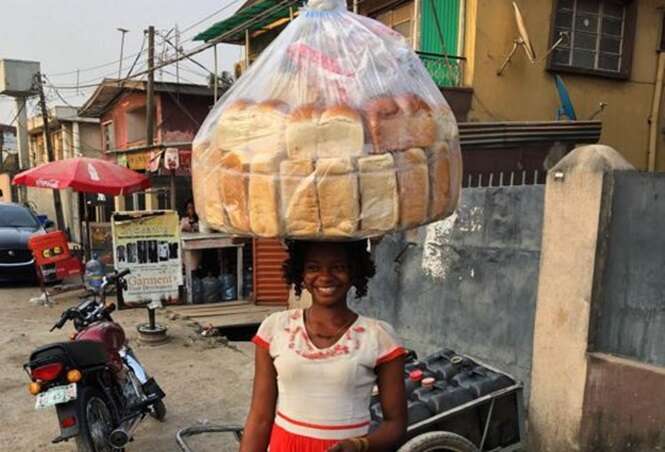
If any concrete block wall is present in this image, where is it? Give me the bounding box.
[351,184,545,389]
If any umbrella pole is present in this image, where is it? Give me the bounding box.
[84,193,92,261]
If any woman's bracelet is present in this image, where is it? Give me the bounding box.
[349,436,370,452]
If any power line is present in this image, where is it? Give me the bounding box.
[45,0,241,80]
[47,48,149,77]
[179,0,245,36]
[6,101,27,126]
[47,0,297,92]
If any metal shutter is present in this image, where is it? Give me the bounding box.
[253,238,289,305]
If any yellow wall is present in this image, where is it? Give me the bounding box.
[465,0,664,170]
[0,174,11,202]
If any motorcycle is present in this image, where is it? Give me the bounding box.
[24,269,166,451]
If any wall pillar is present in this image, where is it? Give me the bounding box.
[144,188,159,211]
[528,145,633,452]
[114,195,126,212]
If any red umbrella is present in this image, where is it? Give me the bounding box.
[12,157,150,195]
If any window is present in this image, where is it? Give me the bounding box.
[102,121,115,151]
[374,1,415,47]
[549,0,637,79]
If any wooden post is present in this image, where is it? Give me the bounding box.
[146,26,155,149]
[35,72,65,231]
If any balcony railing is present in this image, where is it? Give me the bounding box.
[416,51,465,88]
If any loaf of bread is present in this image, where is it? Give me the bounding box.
[316,158,359,237]
[280,160,320,236]
[395,94,435,149]
[365,96,402,153]
[358,154,398,234]
[247,100,290,156]
[249,154,282,237]
[396,148,429,228]
[220,151,251,232]
[317,104,364,158]
[286,104,321,160]
[427,143,451,218]
[214,99,255,152]
[433,106,459,143]
[191,141,208,222]
[204,149,227,230]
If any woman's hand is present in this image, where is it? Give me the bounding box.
[327,440,358,452]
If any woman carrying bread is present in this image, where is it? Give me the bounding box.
[240,240,407,452]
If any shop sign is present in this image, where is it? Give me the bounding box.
[127,152,148,170]
[164,147,179,170]
[116,154,128,168]
[148,150,162,173]
[111,210,182,307]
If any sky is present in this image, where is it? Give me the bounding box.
[0,0,247,126]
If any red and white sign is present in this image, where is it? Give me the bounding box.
[164,148,179,170]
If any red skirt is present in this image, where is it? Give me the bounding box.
[269,424,341,452]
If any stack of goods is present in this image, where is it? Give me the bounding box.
[192,0,461,239]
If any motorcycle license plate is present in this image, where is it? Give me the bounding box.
[35,383,77,410]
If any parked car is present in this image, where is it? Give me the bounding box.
[0,202,52,283]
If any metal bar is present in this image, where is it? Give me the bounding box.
[416,50,466,60]
[176,424,243,452]
[479,398,496,451]
[407,384,523,434]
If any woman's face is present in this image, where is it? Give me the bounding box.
[302,243,352,306]
[186,203,195,217]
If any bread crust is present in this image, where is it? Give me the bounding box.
[396,148,430,228]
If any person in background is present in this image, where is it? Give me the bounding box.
[241,240,407,452]
[180,199,199,233]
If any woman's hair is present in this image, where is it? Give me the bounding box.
[184,198,199,223]
[282,240,376,299]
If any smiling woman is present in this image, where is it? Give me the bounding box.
[240,240,408,452]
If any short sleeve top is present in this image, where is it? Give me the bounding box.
[252,309,406,440]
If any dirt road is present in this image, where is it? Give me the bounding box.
[0,284,255,452]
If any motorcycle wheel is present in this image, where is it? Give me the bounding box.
[398,432,479,452]
[150,399,167,422]
[75,386,118,452]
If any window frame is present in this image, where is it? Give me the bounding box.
[101,120,115,152]
[547,0,638,80]
[370,0,415,47]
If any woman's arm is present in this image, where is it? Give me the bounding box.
[328,356,407,452]
[239,346,278,452]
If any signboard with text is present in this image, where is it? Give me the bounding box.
[111,210,182,307]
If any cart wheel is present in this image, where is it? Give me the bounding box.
[398,432,479,452]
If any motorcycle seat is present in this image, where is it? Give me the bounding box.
[30,340,109,369]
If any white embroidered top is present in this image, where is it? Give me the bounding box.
[252,309,406,440]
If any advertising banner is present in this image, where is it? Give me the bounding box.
[111,210,182,307]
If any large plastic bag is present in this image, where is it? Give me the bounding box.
[192,0,462,239]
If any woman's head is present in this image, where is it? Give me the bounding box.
[282,240,376,304]
[184,199,197,220]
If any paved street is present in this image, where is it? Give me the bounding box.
[0,283,254,452]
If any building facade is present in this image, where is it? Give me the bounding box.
[198,0,661,171]
[26,106,101,242]
[78,79,214,214]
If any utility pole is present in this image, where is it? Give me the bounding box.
[146,26,155,148]
[34,73,65,231]
[117,28,129,80]
[175,24,180,84]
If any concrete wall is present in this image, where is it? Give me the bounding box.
[592,172,665,366]
[465,0,664,170]
[351,185,545,388]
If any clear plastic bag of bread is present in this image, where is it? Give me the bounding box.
[192,0,462,239]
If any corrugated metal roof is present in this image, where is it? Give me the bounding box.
[78,79,212,118]
[194,0,303,44]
